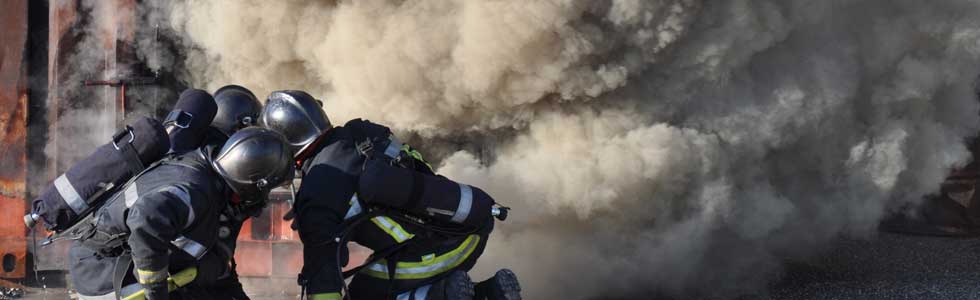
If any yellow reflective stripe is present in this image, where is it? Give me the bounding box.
[309,292,342,300]
[136,268,168,284]
[401,144,432,170]
[361,235,480,280]
[370,216,415,243]
[123,267,197,300]
[170,266,198,287]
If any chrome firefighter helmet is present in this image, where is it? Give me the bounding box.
[259,90,331,154]
[212,127,295,206]
[212,85,262,136]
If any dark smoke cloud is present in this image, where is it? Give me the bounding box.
[161,0,980,298]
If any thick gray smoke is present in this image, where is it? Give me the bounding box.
[162,0,980,298]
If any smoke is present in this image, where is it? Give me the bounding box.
[44,0,122,172]
[162,0,980,298]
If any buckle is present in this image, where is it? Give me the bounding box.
[112,126,136,150]
[356,140,374,156]
[164,110,194,129]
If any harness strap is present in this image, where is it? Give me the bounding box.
[112,252,133,300]
[386,251,401,298]
[405,171,425,210]
[113,126,145,175]
[341,238,413,279]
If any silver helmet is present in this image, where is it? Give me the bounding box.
[212,127,295,206]
[212,85,262,136]
[259,90,331,154]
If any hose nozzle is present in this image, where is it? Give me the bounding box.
[491,206,510,221]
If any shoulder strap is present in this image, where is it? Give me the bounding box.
[112,252,133,300]
[112,126,146,175]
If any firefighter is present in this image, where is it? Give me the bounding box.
[212,85,262,137]
[260,90,521,300]
[208,84,268,292]
[69,127,295,300]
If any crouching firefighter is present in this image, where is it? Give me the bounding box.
[260,90,521,300]
[68,127,295,300]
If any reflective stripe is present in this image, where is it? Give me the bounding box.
[363,235,480,280]
[121,267,197,300]
[309,293,342,300]
[415,284,431,300]
[397,291,410,300]
[370,216,414,243]
[78,292,117,300]
[171,235,207,259]
[136,268,168,284]
[385,135,403,158]
[160,186,195,229]
[124,184,140,208]
[345,195,363,220]
[451,184,473,223]
[54,174,87,214]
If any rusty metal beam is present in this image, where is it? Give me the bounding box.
[0,0,29,279]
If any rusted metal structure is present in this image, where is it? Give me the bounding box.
[0,0,29,280]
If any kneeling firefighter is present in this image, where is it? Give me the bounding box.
[65,117,294,300]
[260,90,521,300]
[209,84,271,288]
[70,126,294,300]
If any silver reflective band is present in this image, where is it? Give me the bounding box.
[451,184,473,223]
[415,284,431,300]
[54,174,87,214]
[77,292,117,300]
[161,186,195,229]
[384,135,402,159]
[345,195,363,220]
[172,235,208,259]
[396,285,431,300]
[124,184,140,208]
[136,268,168,284]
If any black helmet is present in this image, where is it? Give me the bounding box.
[259,90,331,154]
[213,85,262,136]
[212,127,295,207]
[166,89,218,153]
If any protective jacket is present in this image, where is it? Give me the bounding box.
[69,146,246,300]
[295,119,495,300]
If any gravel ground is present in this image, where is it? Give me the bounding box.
[767,232,980,300]
[16,232,980,300]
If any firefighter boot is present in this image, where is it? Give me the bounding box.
[442,270,476,300]
[474,269,521,300]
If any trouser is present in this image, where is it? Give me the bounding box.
[115,274,250,300]
[349,272,468,300]
[168,277,250,300]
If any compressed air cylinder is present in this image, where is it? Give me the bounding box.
[30,117,170,231]
[357,159,494,228]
